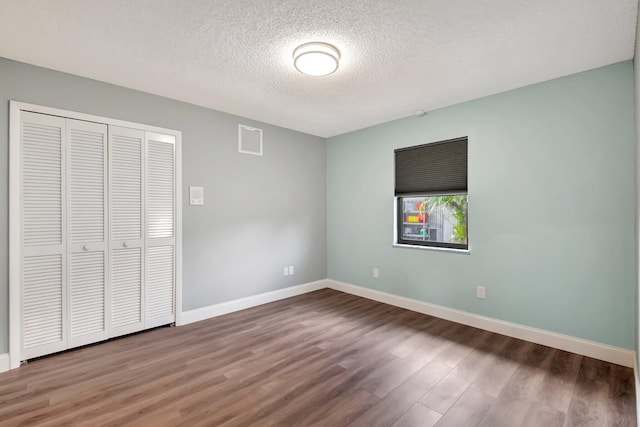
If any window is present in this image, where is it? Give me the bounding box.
[395,137,468,250]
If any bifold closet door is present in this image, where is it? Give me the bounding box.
[145,132,176,328]
[20,114,108,357]
[20,112,67,360]
[15,104,180,363]
[66,119,109,349]
[110,126,145,337]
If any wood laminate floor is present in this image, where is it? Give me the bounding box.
[0,289,636,426]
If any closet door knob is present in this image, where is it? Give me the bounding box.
[82,245,89,251]
[123,241,129,248]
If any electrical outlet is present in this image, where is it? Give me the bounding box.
[373,268,379,278]
[284,267,289,276]
[288,265,294,275]
[477,285,486,299]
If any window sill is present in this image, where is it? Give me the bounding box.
[392,243,470,254]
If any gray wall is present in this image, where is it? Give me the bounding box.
[327,61,636,349]
[0,57,327,354]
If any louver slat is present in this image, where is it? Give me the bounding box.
[112,133,142,240]
[69,251,105,337]
[23,255,63,349]
[69,127,106,244]
[111,248,142,328]
[147,245,174,319]
[147,139,174,239]
[22,120,63,246]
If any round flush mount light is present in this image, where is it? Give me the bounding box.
[293,42,340,77]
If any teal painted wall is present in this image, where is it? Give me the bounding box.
[327,61,636,349]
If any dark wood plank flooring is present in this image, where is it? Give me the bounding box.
[0,288,635,426]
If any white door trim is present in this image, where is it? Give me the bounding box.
[9,101,22,369]
[9,101,182,370]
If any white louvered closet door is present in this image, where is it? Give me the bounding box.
[15,103,181,364]
[20,112,67,360]
[66,119,109,349]
[110,126,145,337]
[145,132,176,328]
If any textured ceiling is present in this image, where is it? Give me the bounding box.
[0,0,637,137]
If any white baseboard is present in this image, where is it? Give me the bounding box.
[172,277,635,368]
[179,279,329,326]
[0,353,9,373]
[327,280,635,368]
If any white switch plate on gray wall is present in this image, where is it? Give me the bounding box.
[189,186,204,205]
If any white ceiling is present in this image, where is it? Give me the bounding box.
[0,0,637,138]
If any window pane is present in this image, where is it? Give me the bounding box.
[400,195,468,246]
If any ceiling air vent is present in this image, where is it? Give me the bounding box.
[238,124,263,156]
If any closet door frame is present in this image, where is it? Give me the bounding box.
[9,101,183,370]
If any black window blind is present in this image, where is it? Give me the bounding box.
[395,137,467,195]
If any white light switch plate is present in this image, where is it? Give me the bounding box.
[189,186,204,205]
[477,286,486,299]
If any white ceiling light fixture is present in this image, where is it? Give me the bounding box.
[293,42,341,77]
